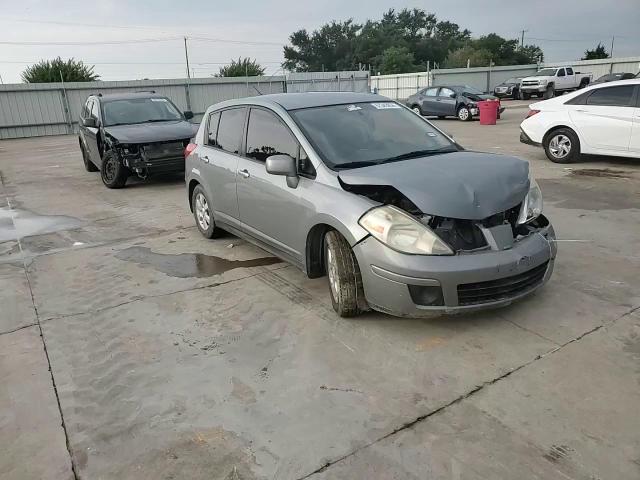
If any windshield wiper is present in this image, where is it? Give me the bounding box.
[333,161,378,170]
[378,147,457,164]
[145,119,176,123]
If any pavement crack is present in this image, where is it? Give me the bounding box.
[297,304,638,479]
[5,194,80,480]
[0,322,38,336]
[502,318,560,346]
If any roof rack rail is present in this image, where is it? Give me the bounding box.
[135,90,156,94]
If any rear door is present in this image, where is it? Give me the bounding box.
[236,107,308,263]
[419,87,439,115]
[435,87,457,116]
[198,107,246,225]
[568,84,635,152]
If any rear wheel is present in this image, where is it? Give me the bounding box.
[544,128,580,163]
[192,185,225,239]
[324,230,366,317]
[457,105,472,121]
[80,140,98,172]
[100,150,129,188]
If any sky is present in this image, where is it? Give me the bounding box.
[0,0,639,83]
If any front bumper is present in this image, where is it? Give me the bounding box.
[352,222,556,317]
[521,85,546,93]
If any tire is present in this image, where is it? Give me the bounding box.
[457,105,472,121]
[324,230,366,317]
[191,184,225,239]
[411,105,422,115]
[543,128,580,163]
[80,140,98,172]
[100,150,129,188]
[522,92,531,100]
[543,85,555,99]
[513,89,520,100]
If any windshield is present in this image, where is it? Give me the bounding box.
[457,85,484,95]
[504,78,520,84]
[535,69,557,76]
[102,97,183,126]
[290,102,456,169]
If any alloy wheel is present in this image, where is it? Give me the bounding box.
[412,106,421,115]
[326,247,340,301]
[458,107,469,121]
[549,134,571,159]
[195,192,210,231]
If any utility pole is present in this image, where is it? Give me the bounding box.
[183,36,191,79]
[610,36,615,58]
[520,29,528,49]
[0,74,3,84]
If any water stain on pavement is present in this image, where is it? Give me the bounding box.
[568,168,632,179]
[0,206,83,243]
[115,246,282,278]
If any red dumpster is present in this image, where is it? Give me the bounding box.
[477,100,499,125]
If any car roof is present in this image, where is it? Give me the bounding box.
[219,92,387,111]
[93,91,165,102]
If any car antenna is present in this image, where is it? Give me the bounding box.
[252,85,263,96]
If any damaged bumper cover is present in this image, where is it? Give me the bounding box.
[118,141,188,175]
[353,217,556,317]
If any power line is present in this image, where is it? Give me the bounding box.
[189,36,283,46]
[0,37,182,46]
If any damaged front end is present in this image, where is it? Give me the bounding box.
[106,135,190,179]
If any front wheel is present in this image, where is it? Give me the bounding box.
[457,106,472,121]
[100,150,129,188]
[522,92,531,100]
[324,230,366,317]
[544,128,580,163]
[411,105,422,116]
[543,85,555,99]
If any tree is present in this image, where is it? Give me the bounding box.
[582,43,609,60]
[282,8,544,73]
[21,57,98,83]
[445,46,492,68]
[217,58,265,77]
[379,46,422,74]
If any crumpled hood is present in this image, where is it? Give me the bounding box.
[104,120,199,144]
[338,152,529,220]
[464,93,498,102]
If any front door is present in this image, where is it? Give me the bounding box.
[629,91,640,153]
[236,107,307,264]
[568,84,635,152]
[435,87,458,116]
[81,99,102,165]
[198,107,246,225]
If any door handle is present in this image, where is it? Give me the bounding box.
[238,169,250,178]
[202,155,210,163]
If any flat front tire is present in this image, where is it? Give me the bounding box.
[544,128,580,163]
[324,230,366,317]
[192,185,224,239]
[100,150,129,188]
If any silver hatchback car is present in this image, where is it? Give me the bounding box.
[185,92,556,317]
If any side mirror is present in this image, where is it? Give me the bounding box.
[184,110,194,120]
[266,154,298,188]
[83,117,97,128]
[449,92,457,98]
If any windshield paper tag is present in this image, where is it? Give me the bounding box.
[150,98,167,102]
[346,104,362,111]
[371,102,401,109]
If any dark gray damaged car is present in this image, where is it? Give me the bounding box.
[185,92,556,318]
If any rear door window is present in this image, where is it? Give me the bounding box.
[206,111,220,147]
[566,67,574,75]
[216,107,246,155]
[586,85,635,107]
[439,87,455,97]
[246,108,298,162]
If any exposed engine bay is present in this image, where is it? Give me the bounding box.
[341,182,548,253]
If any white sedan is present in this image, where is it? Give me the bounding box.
[520,79,640,163]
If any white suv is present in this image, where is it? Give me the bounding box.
[520,80,640,163]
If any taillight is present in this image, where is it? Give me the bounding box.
[526,109,540,119]
[184,143,196,158]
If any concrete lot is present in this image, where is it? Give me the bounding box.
[1,107,639,480]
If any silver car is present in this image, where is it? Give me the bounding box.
[185,92,556,317]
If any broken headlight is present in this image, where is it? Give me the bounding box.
[359,205,453,255]
[517,175,543,224]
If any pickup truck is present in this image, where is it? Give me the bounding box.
[519,66,592,100]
